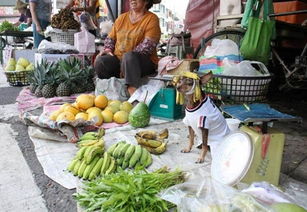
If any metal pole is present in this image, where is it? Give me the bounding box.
[105,0,115,22]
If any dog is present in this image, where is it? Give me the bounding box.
[175,71,230,163]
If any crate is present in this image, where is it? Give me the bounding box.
[149,88,184,120]
[205,74,272,103]
[4,70,32,86]
[49,29,77,46]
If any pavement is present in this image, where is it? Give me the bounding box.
[0,65,306,212]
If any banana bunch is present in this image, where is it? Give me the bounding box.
[135,129,168,155]
[67,145,105,180]
[108,141,152,169]
[77,129,105,148]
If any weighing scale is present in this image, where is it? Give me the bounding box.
[212,103,302,186]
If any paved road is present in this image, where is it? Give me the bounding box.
[0,69,76,212]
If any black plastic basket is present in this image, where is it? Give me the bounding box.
[204,74,273,103]
[4,70,31,86]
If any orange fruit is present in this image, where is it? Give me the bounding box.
[94,95,108,109]
[75,112,88,121]
[64,105,80,115]
[87,112,103,126]
[86,107,102,114]
[56,111,75,122]
[113,111,129,124]
[76,94,94,110]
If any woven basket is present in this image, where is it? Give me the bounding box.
[4,70,32,86]
[205,74,273,103]
[49,29,78,46]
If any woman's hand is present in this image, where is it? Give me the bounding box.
[36,24,42,32]
[97,49,114,57]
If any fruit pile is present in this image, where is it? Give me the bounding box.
[28,58,95,98]
[135,129,169,154]
[107,141,152,169]
[49,94,134,126]
[5,58,34,72]
[51,8,80,30]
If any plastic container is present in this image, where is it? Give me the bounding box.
[149,88,184,120]
[212,125,285,186]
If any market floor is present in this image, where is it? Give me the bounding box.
[0,66,307,211]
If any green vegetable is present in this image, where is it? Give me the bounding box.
[0,21,19,32]
[74,167,185,212]
[128,102,150,128]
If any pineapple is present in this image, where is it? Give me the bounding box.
[34,85,43,97]
[42,65,59,98]
[56,82,71,96]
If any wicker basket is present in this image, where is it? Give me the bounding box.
[49,29,78,46]
[205,74,273,103]
[4,70,32,86]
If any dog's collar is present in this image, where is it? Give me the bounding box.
[185,79,196,95]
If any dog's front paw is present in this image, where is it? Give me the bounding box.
[195,157,205,163]
[181,148,191,153]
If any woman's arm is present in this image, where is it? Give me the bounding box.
[29,2,41,32]
[133,38,159,56]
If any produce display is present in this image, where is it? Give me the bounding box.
[135,129,169,154]
[49,94,134,126]
[51,8,80,30]
[0,20,19,32]
[74,167,185,212]
[128,101,151,128]
[107,141,152,169]
[28,58,95,98]
[5,58,34,72]
[67,128,153,180]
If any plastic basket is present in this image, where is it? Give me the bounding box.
[4,70,32,86]
[49,29,77,46]
[205,74,273,103]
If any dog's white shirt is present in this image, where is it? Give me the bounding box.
[183,96,230,153]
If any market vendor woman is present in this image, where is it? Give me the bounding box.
[94,0,161,96]
[14,0,32,28]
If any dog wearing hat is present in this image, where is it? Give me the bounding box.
[174,71,230,163]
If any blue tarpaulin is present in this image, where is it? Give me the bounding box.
[221,103,301,123]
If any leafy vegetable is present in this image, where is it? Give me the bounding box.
[0,20,19,32]
[74,167,185,212]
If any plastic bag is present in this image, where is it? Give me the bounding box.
[37,40,78,54]
[74,27,96,53]
[223,60,270,76]
[204,39,240,57]
[159,174,272,212]
[95,77,129,101]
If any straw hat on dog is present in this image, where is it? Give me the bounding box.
[15,0,28,10]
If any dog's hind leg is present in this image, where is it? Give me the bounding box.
[196,128,209,163]
[181,126,195,153]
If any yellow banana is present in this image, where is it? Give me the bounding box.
[158,129,169,139]
[78,139,99,147]
[144,142,167,155]
[135,135,162,148]
[137,130,157,139]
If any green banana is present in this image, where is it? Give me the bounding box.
[77,159,87,177]
[118,143,131,157]
[105,157,116,175]
[129,145,142,168]
[116,157,124,166]
[85,146,104,164]
[145,154,153,167]
[112,142,126,158]
[79,132,98,140]
[107,142,119,155]
[139,147,150,166]
[83,145,95,158]
[78,139,99,147]
[121,160,129,169]
[93,138,105,148]
[88,157,104,180]
[72,160,82,176]
[76,146,88,160]
[67,158,79,172]
[124,144,135,162]
[100,152,111,175]
[82,156,100,180]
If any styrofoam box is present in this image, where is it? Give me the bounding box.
[35,53,71,66]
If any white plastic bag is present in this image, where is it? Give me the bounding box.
[204,39,239,57]
[74,27,95,53]
[223,60,270,76]
[95,77,129,101]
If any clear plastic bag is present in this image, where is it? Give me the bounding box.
[159,173,272,212]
